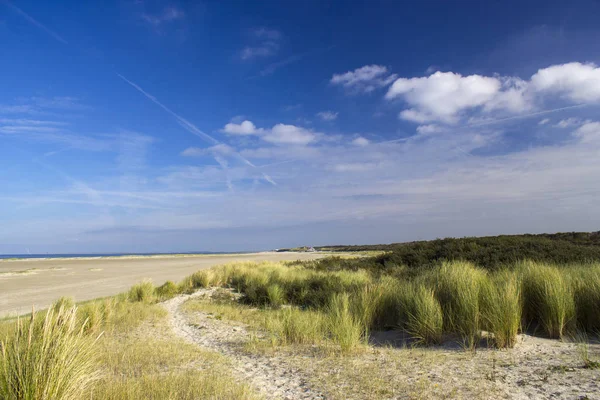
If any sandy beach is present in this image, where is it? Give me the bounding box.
[0,252,325,317]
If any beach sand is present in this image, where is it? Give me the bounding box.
[0,252,325,317]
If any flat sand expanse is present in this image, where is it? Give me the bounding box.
[0,252,325,317]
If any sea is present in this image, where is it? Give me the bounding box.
[0,252,233,260]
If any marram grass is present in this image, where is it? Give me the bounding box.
[0,306,100,400]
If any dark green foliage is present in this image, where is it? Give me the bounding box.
[311,232,600,273]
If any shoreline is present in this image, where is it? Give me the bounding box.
[0,251,281,263]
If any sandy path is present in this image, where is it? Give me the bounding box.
[0,252,325,317]
[163,289,324,400]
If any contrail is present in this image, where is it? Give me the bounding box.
[467,104,589,127]
[4,1,68,44]
[116,73,278,185]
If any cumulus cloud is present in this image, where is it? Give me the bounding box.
[263,123,316,145]
[383,62,600,126]
[331,65,397,93]
[530,62,600,102]
[538,118,550,125]
[221,120,263,135]
[220,120,317,145]
[317,111,338,121]
[352,136,370,146]
[386,71,502,123]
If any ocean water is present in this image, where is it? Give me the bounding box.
[0,252,227,260]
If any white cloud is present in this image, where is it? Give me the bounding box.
[219,120,318,146]
[263,124,316,145]
[386,71,502,123]
[352,137,370,146]
[383,62,600,125]
[538,118,550,125]
[331,65,397,93]
[530,62,600,102]
[221,120,263,135]
[317,111,338,121]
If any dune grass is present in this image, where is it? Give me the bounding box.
[402,284,443,345]
[0,306,100,400]
[479,271,522,348]
[0,277,256,400]
[520,261,575,338]
[433,261,485,348]
[178,259,600,350]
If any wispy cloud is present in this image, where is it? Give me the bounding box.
[331,65,397,93]
[240,27,282,60]
[4,1,68,44]
[116,73,277,185]
[141,6,185,26]
[317,111,338,121]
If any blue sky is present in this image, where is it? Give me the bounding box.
[2,0,600,253]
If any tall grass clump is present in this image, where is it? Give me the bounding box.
[520,261,575,338]
[179,271,213,294]
[128,280,155,304]
[78,302,104,335]
[267,308,325,346]
[434,261,485,348]
[479,271,521,348]
[266,284,285,308]
[399,284,443,345]
[53,297,75,312]
[570,265,600,333]
[0,306,99,400]
[155,280,179,301]
[326,293,364,352]
[350,284,385,338]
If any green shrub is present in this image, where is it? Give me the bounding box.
[0,306,99,400]
[521,262,575,338]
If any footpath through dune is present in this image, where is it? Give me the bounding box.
[162,289,324,400]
